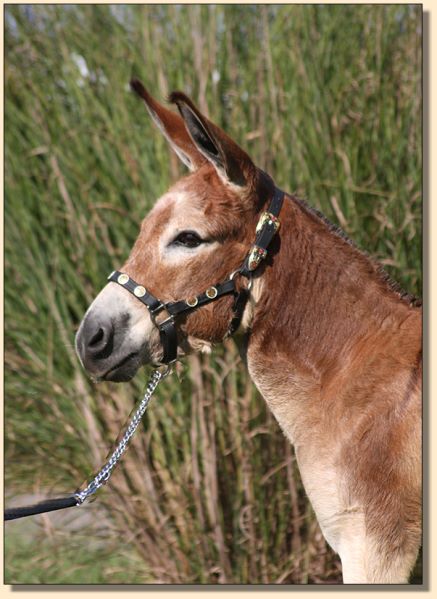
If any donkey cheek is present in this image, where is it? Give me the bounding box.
[182,302,232,344]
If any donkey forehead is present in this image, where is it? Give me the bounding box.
[139,167,250,246]
[145,187,206,233]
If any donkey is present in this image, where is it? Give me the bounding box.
[75,80,422,584]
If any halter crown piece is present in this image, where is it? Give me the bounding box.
[108,187,285,364]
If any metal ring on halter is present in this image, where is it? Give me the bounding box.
[157,364,173,377]
[229,269,254,291]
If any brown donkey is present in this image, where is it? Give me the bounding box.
[76,80,422,584]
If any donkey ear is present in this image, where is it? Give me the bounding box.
[169,91,256,187]
[130,79,206,171]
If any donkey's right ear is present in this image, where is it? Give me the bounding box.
[130,79,206,171]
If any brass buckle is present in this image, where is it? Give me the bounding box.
[255,211,280,234]
[247,245,267,271]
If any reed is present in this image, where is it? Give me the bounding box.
[5,4,421,584]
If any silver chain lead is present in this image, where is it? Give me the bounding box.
[75,367,169,505]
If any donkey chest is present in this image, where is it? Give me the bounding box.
[248,360,363,553]
[270,400,364,553]
[247,355,323,446]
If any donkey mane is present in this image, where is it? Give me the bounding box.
[290,193,421,308]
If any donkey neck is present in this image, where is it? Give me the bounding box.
[245,193,420,443]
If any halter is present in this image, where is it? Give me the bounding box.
[108,187,284,364]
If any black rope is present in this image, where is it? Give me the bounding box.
[5,494,79,521]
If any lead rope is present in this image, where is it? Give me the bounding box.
[4,367,170,521]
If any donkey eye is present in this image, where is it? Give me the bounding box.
[173,231,204,248]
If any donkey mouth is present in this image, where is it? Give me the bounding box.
[101,351,142,382]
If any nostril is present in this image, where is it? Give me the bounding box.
[88,327,105,348]
[84,322,114,360]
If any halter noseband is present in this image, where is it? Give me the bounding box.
[108,187,284,364]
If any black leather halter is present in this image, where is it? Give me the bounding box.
[108,187,284,364]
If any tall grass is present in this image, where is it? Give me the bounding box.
[5,5,421,584]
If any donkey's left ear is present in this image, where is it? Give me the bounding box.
[169,92,256,187]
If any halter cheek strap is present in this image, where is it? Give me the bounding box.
[108,186,284,364]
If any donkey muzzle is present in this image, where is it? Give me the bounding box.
[76,311,144,382]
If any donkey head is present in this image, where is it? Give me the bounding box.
[76,80,273,381]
